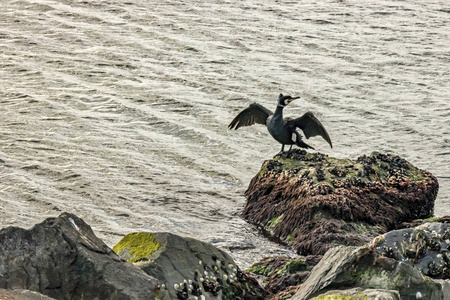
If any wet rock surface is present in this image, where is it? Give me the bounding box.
[113,232,267,300]
[243,150,439,255]
[372,221,450,279]
[0,213,159,300]
[292,244,450,300]
[247,256,320,299]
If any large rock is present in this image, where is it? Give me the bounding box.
[0,213,160,300]
[113,232,267,300]
[373,222,450,279]
[243,150,438,255]
[292,244,450,300]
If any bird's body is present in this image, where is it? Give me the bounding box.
[228,94,332,152]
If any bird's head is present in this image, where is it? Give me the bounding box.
[278,93,300,107]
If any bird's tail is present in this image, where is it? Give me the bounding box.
[296,139,314,150]
[294,130,315,150]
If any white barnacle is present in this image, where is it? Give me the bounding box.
[233,268,237,273]
[199,260,203,265]
[228,264,234,269]
[216,260,221,266]
[416,291,422,299]
[160,284,165,290]
[200,295,206,300]
[188,279,192,284]
[223,274,228,281]
[204,271,208,276]
[174,283,180,290]
[200,277,205,282]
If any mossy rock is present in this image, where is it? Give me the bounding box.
[243,150,439,256]
[292,245,445,300]
[113,232,266,300]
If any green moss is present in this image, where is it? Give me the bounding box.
[247,264,273,276]
[267,214,284,229]
[112,232,161,263]
[420,216,440,223]
[276,259,308,276]
[312,291,368,300]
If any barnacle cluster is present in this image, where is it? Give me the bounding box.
[165,254,244,300]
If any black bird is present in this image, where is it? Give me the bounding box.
[228,94,332,152]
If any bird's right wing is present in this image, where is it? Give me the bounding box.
[287,112,333,148]
[228,103,273,130]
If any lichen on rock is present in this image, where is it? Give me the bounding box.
[113,232,162,263]
[243,150,439,256]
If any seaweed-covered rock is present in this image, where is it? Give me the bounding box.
[113,232,267,300]
[292,245,450,300]
[0,213,159,300]
[247,256,319,299]
[372,222,450,279]
[243,150,438,255]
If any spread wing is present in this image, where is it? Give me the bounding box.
[287,112,333,148]
[228,103,273,130]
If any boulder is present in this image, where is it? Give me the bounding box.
[0,213,160,300]
[243,150,438,255]
[292,244,450,300]
[113,232,267,300]
[372,222,450,279]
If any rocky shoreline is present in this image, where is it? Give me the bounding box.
[0,150,448,299]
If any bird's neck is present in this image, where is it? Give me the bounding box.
[274,105,285,118]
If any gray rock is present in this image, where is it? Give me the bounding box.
[0,213,160,300]
[113,232,267,300]
[292,245,449,300]
[311,287,400,300]
[0,289,56,300]
[373,222,450,279]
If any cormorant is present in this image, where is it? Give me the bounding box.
[228,94,332,152]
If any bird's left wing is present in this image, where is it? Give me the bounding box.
[228,103,273,130]
[287,112,333,148]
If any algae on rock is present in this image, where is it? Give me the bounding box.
[243,150,439,256]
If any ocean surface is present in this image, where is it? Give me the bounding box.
[1,0,449,268]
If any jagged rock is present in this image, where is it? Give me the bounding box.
[247,256,319,299]
[0,213,159,300]
[372,222,450,279]
[310,288,400,300]
[113,232,267,300]
[243,150,438,255]
[292,245,450,300]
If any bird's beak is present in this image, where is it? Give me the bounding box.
[286,97,300,104]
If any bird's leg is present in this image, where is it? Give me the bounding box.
[281,144,285,152]
[288,145,293,152]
